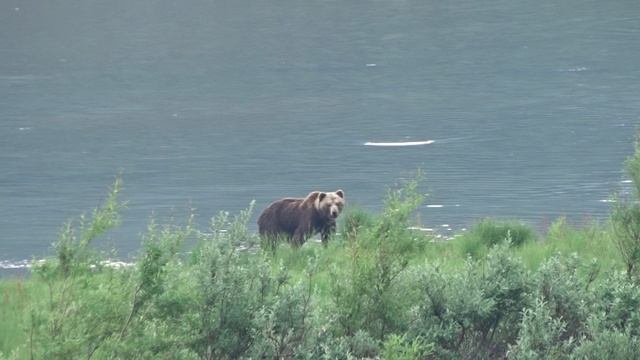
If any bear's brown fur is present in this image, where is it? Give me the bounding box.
[258,190,345,248]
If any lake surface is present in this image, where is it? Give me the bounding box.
[2,0,640,273]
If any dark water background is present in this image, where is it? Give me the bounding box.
[2,0,640,272]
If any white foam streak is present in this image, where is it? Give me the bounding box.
[0,259,134,270]
[364,140,434,147]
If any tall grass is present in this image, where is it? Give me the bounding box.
[454,218,535,260]
[516,217,616,270]
[0,280,28,356]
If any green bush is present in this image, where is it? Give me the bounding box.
[382,334,433,360]
[472,218,536,247]
[570,330,640,360]
[532,254,593,342]
[507,298,571,360]
[456,219,535,260]
[611,134,640,279]
[611,201,640,279]
[589,271,640,337]
[7,166,640,359]
[27,177,127,360]
[339,206,375,243]
[456,231,489,259]
[103,218,194,358]
[328,178,425,343]
[411,244,530,359]
[251,258,317,359]
[568,271,640,360]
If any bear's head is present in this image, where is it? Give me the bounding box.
[314,189,345,220]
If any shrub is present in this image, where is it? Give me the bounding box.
[27,177,126,360]
[456,231,489,259]
[533,255,590,341]
[328,178,425,342]
[456,219,535,259]
[570,330,640,360]
[104,218,194,358]
[589,271,640,337]
[611,134,640,279]
[610,201,640,279]
[411,244,531,359]
[251,258,317,359]
[339,206,375,243]
[186,206,268,359]
[13,163,640,360]
[572,275,640,360]
[382,334,433,360]
[507,298,572,360]
[471,218,535,247]
[348,330,379,358]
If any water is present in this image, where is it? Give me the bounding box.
[2,0,640,273]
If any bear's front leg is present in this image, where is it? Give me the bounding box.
[292,228,306,248]
[321,223,336,247]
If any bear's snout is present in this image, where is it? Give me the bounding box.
[330,207,340,219]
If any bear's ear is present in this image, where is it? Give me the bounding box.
[318,192,327,202]
[306,191,321,201]
[335,189,344,199]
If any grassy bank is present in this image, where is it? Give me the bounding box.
[0,176,634,360]
[5,140,640,359]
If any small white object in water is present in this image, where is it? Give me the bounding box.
[100,260,134,269]
[426,204,443,208]
[364,140,434,147]
[0,260,27,269]
[407,226,434,232]
[441,224,450,227]
[18,127,31,131]
[366,63,377,67]
[15,7,20,11]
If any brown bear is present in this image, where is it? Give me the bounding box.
[258,190,345,248]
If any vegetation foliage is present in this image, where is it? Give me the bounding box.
[4,138,640,359]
